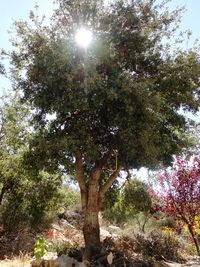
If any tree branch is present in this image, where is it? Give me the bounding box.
[90,147,114,182]
[99,165,121,198]
[75,152,86,191]
[75,152,87,210]
[96,148,114,170]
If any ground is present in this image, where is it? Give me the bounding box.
[0,217,199,267]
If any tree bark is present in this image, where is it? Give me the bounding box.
[83,208,101,261]
[83,169,101,261]
[75,151,121,261]
[188,224,200,256]
[75,153,87,212]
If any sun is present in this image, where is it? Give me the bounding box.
[75,28,93,48]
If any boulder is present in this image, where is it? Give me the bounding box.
[31,255,87,267]
[100,228,112,238]
[63,211,82,221]
[62,211,83,229]
[55,255,86,267]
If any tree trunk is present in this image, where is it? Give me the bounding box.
[83,209,101,261]
[74,151,121,262]
[188,224,200,256]
[83,169,101,261]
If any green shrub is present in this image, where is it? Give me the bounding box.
[58,187,80,210]
[103,179,152,226]
[34,235,49,259]
[0,171,62,231]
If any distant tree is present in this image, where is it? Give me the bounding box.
[156,157,200,256]
[8,0,200,260]
[104,178,152,232]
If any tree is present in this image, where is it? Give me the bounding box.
[8,0,200,260]
[103,178,152,232]
[0,94,62,230]
[0,93,30,205]
[156,156,200,256]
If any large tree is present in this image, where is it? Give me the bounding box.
[8,0,200,260]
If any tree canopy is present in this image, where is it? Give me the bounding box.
[10,0,200,171]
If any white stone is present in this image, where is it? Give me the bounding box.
[100,228,111,237]
[55,255,86,267]
[59,219,75,229]
[108,225,120,231]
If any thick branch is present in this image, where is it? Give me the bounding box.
[75,152,86,191]
[99,165,121,198]
[96,148,114,170]
[91,147,114,182]
[75,152,87,210]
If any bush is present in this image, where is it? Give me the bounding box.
[34,235,49,259]
[133,230,182,262]
[58,186,80,210]
[0,171,62,231]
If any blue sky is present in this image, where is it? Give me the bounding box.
[0,0,200,119]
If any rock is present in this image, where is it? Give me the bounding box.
[31,258,58,267]
[108,225,120,231]
[63,211,82,222]
[51,224,63,232]
[55,255,84,267]
[59,219,75,229]
[62,211,83,229]
[43,252,58,261]
[31,255,87,267]
[100,228,112,238]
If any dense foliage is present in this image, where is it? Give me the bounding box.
[0,94,62,230]
[10,0,200,171]
[104,179,152,227]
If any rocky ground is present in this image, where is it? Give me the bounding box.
[0,211,199,267]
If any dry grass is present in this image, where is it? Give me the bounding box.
[0,253,31,267]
